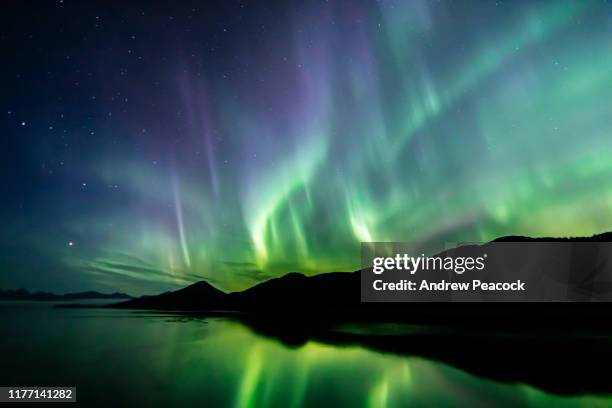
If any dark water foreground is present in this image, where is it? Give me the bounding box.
[1,302,611,407]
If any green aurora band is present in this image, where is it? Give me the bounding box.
[7,1,612,294]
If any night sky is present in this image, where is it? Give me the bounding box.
[2,0,612,295]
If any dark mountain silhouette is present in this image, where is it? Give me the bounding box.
[101,231,612,395]
[114,280,227,310]
[229,271,361,310]
[0,288,132,301]
[108,231,612,319]
[110,270,360,312]
[492,231,612,242]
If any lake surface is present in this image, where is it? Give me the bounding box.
[0,302,610,407]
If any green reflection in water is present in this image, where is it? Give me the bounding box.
[1,305,611,407]
[154,318,610,408]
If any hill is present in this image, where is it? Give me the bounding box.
[106,231,612,323]
[0,289,132,301]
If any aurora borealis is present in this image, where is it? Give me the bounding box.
[3,0,612,295]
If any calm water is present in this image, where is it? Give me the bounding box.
[0,303,611,407]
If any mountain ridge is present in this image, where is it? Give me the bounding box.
[110,231,612,314]
[0,288,132,301]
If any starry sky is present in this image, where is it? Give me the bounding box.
[2,0,612,295]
